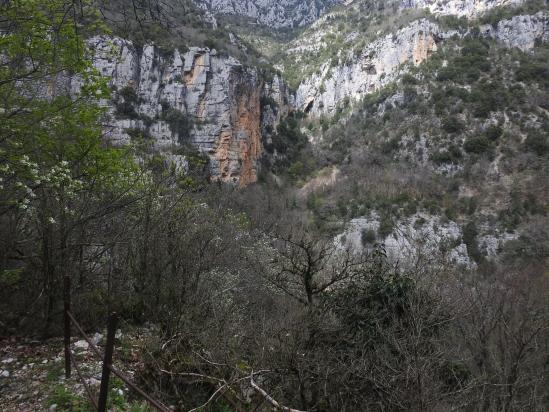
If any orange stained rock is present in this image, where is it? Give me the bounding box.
[184,53,207,87]
[412,32,437,65]
[213,83,262,187]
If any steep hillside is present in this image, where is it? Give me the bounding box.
[193,0,340,28]
[252,1,548,267]
[302,35,548,266]
[86,37,290,186]
[294,13,547,116]
[2,1,548,411]
[77,0,547,264]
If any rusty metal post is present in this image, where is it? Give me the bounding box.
[98,313,118,412]
[63,274,71,379]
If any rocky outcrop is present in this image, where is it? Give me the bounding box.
[335,211,519,265]
[479,11,549,51]
[335,212,473,268]
[296,13,547,116]
[194,0,525,28]
[402,0,524,17]
[193,0,340,28]
[296,19,445,116]
[85,36,290,186]
[261,74,294,138]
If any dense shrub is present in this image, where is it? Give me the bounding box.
[462,221,482,263]
[470,81,509,118]
[158,101,192,142]
[485,125,503,141]
[431,145,463,164]
[442,116,464,134]
[437,39,491,84]
[464,135,494,156]
[361,228,377,246]
[524,130,549,156]
[378,215,395,238]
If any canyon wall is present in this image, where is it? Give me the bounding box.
[84,37,290,186]
[193,0,340,28]
[296,12,548,116]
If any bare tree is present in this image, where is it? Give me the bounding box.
[264,229,368,306]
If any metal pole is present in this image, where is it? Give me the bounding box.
[98,312,118,412]
[63,274,71,379]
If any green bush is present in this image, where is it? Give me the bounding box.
[378,215,395,238]
[119,86,139,104]
[516,59,548,84]
[161,107,192,143]
[463,135,494,156]
[438,39,491,84]
[485,125,503,141]
[260,95,278,109]
[469,81,509,118]
[462,221,482,263]
[126,128,152,141]
[438,15,469,30]
[524,131,549,156]
[361,229,377,246]
[442,116,464,134]
[269,117,308,158]
[401,73,418,85]
[431,145,463,164]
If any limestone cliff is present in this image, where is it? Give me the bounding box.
[402,0,524,17]
[193,0,340,28]
[295,13,548,116]
[296,19,444,116]
[86,37,290,186]
[193,0,525,28]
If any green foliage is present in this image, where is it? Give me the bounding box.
[0,269,22,286]
[381,136,401,154]
[431,145,463,164]
[361,228,377,246]
[524,130,549,156]
[46,385,92,412]
[0,0,143,336]
[45,363,65,382]
[479,1,548,27]
[469,80,510,117]
[438,15,469,30]
[307,191,325,213]
[485,125,503,141]
[116,86,141,119]
[516,57,549,86]
[120,86,139,104]
[126,128,153,141]
[260,95,278,109]
[330,269,417,337]
[462,221,482,263]
[401,73,418,85]
[378,215,395,238]
[267,115,314,179]
[463,135,494,157]
[436,39,490,84]
[160,104,193,143]
[442,116,464,134]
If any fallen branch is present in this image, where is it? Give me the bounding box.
[250,377,308,412]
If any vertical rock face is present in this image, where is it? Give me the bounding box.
[479,12,549,51]
[296,13,548,116]
[193,0,340,28]
[261,74,294,138]
[86,37,289,186]
[193,0,525,28]
[402,0,524,17]
[296,19,443,116]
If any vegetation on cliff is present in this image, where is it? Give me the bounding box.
[0,1,548,411]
